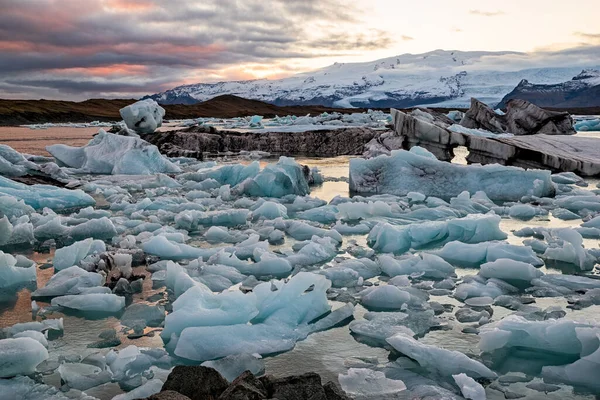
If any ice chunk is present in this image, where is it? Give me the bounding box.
[0,251,36,289]
[172,272,334,361]
[542,331,600,391]
[349,310,441,342]
[378,253,454,279]
[235,157,311,198]
[453,373,486,400]
[47,130,180,175]
[387,334,497,379]
[349,147,555,201]
[51,293,125,313]
[0,338,49,377]
[119,99,165,134]
[339,368,406,399]
[0,376,81,400]
[508,204,547,220]
[58,362,112,391]
[359,285,411,310]
[479,259,543,286]
[32,266,103,297]
[53,238,106,271]
[0,176,94,211]
[542,228,596,271]
[113,378,164,400]
[251,201,288,220]
[12,331,48,348]
[368,214,506,254]
[201,353,265,382]
[479,315,594,358]
[433,241,543,267]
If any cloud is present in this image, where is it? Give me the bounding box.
[401,35,414,41]
[469,10,505,17]
[0,0,395,99]
[574,32,600,43]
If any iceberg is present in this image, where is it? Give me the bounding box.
[119,99,165,134]
[0,338,49,378]
[47,130,181,175]
[349,147,555,201]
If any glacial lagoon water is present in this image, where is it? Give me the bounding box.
[1,127,600,399]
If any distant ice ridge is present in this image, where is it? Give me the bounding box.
[47,130,181,175]
[574,117,600,132]
[22,121,114,130]
[349,146,555,201]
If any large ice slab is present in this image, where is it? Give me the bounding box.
[339,368,406,399]
[349,147,555,201]
[119,99,165,135]
[47,130,181,175]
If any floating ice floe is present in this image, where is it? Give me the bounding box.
[119,99,165,135]
[433,241,543,267]
[53,238,106,271]
[51,293,125,313]
[0,175,94,211]
[367,214,507,255]
[47,130,181,175]
[387,333,497,379]
[349,146,555,201]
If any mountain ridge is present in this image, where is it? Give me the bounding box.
[146,49,600,108]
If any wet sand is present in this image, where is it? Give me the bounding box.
[0,125,181,156]
[0,126,98,156]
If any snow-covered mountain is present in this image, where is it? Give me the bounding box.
[498,69,600,108]
[147,50,600,108]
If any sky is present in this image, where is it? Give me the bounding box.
[0,0,599,100]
